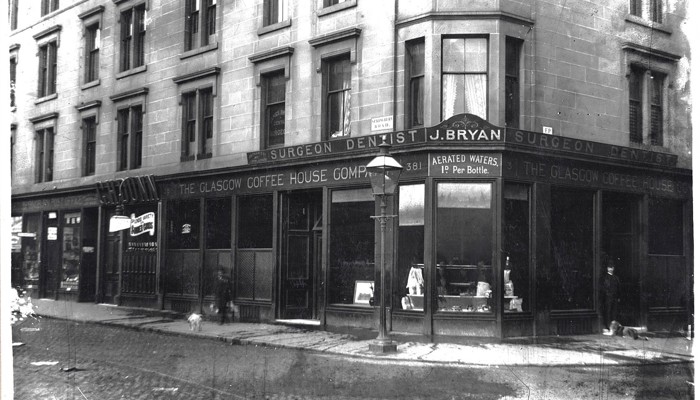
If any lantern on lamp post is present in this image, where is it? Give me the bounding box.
[366,140,403,353]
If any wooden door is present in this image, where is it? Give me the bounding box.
[279,191,322,319]
[602,193,641,326]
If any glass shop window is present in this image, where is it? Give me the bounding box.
[206,198,232,249]
[648,198,683,255]
[503,183,530,313]
[61,212,82,292]
[548,187,594,310]
[167,200,201,249]
[328,188,375,306]
[237,195,273,249]
[647,197,685,309]
[436,183,493,313]
[397,184,425,312]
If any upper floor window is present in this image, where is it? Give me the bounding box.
[38,41,57,98]
[120,4,146,72]
[264,0,287,26]
[505,37,522,128]
[182,88,214,160]
[117,105,143,170]
[442,37,488,120]
[323,55,351,139]
[629,66,665,146]
[36,127,54,183]
[405,39,424,128]
[262,70,286,148]
[85,24,100,83]
[10,57,17,108]
[41,0,59,16]
[630,0,662,24]
[185,0,216,51]
[83,116,97,176]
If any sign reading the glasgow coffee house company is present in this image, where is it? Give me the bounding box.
[504,154,691,198]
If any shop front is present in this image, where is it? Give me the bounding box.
[95,175,161,308]
[11,191,100,302]
[155,113,691,338]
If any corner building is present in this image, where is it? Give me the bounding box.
[10,0,692,337]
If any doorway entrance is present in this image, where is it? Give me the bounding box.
[279,190,323,320]
[602,192,641,327]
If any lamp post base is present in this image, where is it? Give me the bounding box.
[368,339,397,353]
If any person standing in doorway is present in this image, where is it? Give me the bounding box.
[601,258,621,333]
[215,267,232,324]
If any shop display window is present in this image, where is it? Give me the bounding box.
[397,184,425,311]
[503,183,530,313]
[547,187,594,310]
[167,200,200,249]
[436,183,493,313]
[328,188,375,306]
[166,200,201,296]
[22,215,41,290]
[647,198,685,309]
[60,212,82,292]
[203,198,232,297]
[236,195,273,301]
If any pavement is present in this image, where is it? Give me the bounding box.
[27,298,694,367]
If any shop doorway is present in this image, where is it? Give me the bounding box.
[279,190,323,320]
[602,192,641,327]
[102,210,121,304]
[41,212,60,299]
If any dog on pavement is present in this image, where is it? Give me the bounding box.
[187,313,202,331]
[609,320,646,340]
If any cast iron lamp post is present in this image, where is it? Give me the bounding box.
[366,140,403,353]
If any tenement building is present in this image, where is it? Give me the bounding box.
[9,0,692,337]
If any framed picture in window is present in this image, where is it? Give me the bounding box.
[353,280,374,305]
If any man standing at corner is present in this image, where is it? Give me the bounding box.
[601,258,621,333]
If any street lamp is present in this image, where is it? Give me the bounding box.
[366,140,403,353]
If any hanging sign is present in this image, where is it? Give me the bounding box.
[130,212,156,237]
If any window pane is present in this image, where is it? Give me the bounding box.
[328,58,350,92]
[649,198,683,255]
[61,213,81,292]
[266,103,285,147]
[167,200,200,249]
[407,41,424,76]
[206,198,231,249]
[442,74,465,120]
[238,195,273,248]
[548,187,594,310]
[442,38,465,72]
[328,190,374,305]
[436,183,493,313]
[503,183,530,313]
[397,184,425,311]
[464,75,487,118]
[463,38,488,72]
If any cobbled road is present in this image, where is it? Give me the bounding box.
[11,317,694,399]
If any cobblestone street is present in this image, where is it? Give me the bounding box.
[12,317,694,399]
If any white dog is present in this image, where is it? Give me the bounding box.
[187,313,202,331]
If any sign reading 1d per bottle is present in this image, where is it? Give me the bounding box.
[429,153,501,177]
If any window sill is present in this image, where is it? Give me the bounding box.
[35,93,57,104]
[180,42,219,60]
[624,15,672,34]
[116,65,147,80]
[318,0,357,17]
[257,19,292,36]
[81,79,100,90]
